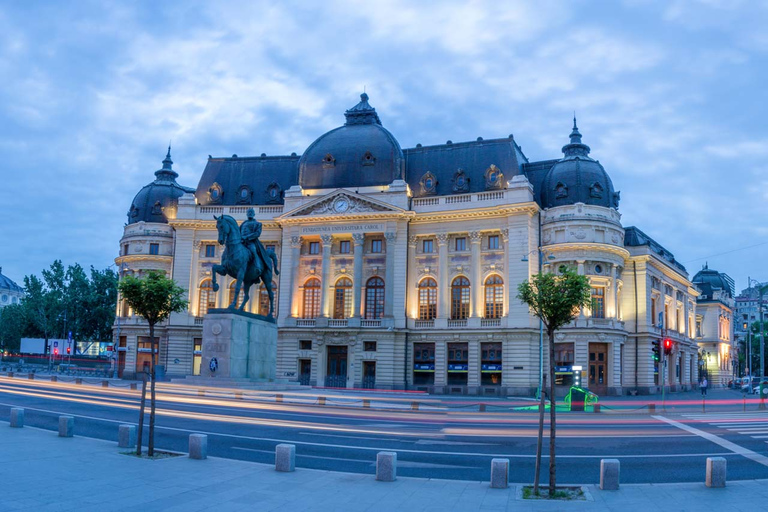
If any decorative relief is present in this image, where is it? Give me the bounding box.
[542,231,552,244]
[385,232,397,242]
[419,171,438,195]
[208,182,223,204]
[452,169,469,193]
[290,236,303,248]
[484,164,503,190]
[483,264,503,274]
[307,193,388,216]
[361,151,376,167]
[211,323,222,335]
[501,228,509,242]
[555,182,568,199]
[322,153,336,169]
[265,182,282,204]
[418,267,435,276]
[571,229,587,240]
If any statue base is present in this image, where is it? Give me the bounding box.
[200,309,277,381]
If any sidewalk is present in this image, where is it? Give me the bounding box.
[2,422,767,511]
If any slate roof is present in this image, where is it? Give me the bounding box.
[624,226,687,274]
[0,268,23,293]
[692,265,734,301]
[196,155,299,206]
[128,149,195,224]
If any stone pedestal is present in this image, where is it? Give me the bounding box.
[201,309,277,382]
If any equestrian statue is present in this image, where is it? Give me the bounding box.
[211,208,279,316]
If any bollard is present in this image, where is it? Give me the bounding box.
[58,416,74,438]
[276,393,283,403]
[479,403,486,413]
[8,371,13,378]
[50,376,57,382]
[275,444,296,472]
[235,392,243,400]
[76,378,82,385]
[197,390,205,397]
[189,434,208,460]
[703,398,706,413]
[28,373,34,380]
[706,457,726,488]
[648,403,655,414]
[10,408,24,428]
[490,459,509,489]
[600,459,620,490]
[744,397,747,412]
[411,402,419,411]
[102,380,109,388]
[363,399,370,408]
[118,425,137,448]
[318,396,326,406]
[593,403,601,413]
[130,383,137,390]
[376,452,397,482]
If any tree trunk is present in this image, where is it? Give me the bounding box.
[148,323,157,457]
[548,329,557,497]
[533,352,546,494]
[136,371,147,456]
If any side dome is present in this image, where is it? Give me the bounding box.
[692,264,733,300]
[127,147,195,224]
[298,93,405,189]
[541,119,619,209]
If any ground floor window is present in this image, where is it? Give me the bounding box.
[481,342,502,385]
[193,338,202,376]
[362,361,376,389]
[299,359,311,385]
[447,342,468,385]
[413,343,435,385]
[136,336,159,375]
[555,342,575,386]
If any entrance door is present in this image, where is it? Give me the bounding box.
[299,359,312,386]
[325,346,348,388]
[588,343,608,394]
[362,361,376,389]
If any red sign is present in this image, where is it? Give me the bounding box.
[106,346,114,352]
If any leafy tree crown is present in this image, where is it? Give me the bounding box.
[118,271,187,325]
[517,267,592,333]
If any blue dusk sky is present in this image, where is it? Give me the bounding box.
[0,0,766,292]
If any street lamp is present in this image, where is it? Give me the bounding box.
[748,278,765,379]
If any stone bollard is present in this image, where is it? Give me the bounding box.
[600,459,620,490]
[102,380,109,388]
[318,396,326,406]
[363,399,370,408]
[275,444,296,472]
[10,408,24,428]
[118,425,137,448]
[376,452,397,482]
[706,457,726,488]
[594,403,601,413]
[411,402,419,411]
[235,392,243,400]
[50,376,57,382]
[479,403,487,412]
[189,434,208,460]
[8,371,13,378]
[648,403,655,414]
[130,383,137,390]
[76,378,82,385]
[58,416,74,437]
[276,394,283,403]
[28,373,34,380]
[197,390,205,397]
[490,459,509,489]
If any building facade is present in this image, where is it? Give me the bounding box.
[692,265,735,386]
[0,267,24,309]
[115,94,700,395]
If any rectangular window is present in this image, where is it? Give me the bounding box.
[123,244,129,256]
[339,240,350,254]
[555,342,575,386]
[455,237,466,251]
[364,341,377,352]
[422,239,433,253]
[591,287,605,319]
[205,244,216,258]
[299,340,312,351]
[481,342,502,386]
[309,242,320,255]
[413,342,435,386]
[371,239,382,253]
[193,338,202,376]
[149,243,159,255]
[488,235,499,250]
[447,342,469,385]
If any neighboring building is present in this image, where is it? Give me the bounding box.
[733,281,766,377]
[115,93,699,395]
[0,267,24,309]
[692,265,735,386]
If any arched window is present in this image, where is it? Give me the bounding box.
[228,281,245,308]
[364,277,385,319]
[334,277,353,319]
[451,276,470,320]
[258,281,278,316]
[198,279,216,316]
[302,278,321,319]
[418,278,437,320]
[484,275,504,319]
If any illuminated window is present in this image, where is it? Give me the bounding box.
[302,278,321,318]
[451,276,470,320]
[258,281,277,316]
[228,281,245,308]
[484,275,503,319]
[418,278,437,320]
[333,278,353,319]
[591,287,605,319]
[364,277,385,319]
[198,279,216,316]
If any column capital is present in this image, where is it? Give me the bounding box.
[352,233,365,245]
[408,235,418,247]
[500,228,509,242]
[385,232,397,242]
[290,236,303,248]
[193,240,204,249]
[436,233,449,245]
[320,234,333,246]
[469,231,482,244]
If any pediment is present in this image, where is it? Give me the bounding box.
[280,189,405,219]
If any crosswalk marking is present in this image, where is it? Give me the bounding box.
[683,412,768,442]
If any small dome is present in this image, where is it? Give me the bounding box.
[0,267,23,294]
[692,264,733,300]
[541,118,619,209]
[127,147,195,224]
[298,93,405,189]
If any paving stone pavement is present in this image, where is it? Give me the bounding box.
[2,423,768,511]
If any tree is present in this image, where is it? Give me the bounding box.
[118,270,186,456]
[518,268,591,497]
[0,304,28,352]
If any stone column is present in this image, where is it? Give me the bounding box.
[577,260,587,320]
[189,240,202,316]
[352,234,365,318]
[437,233,449,319]
[320,234,333,318]
[288,236,303,318]
[468,338,480,391]
[612,266,619,320]
[469,231,483,318]
[407,236,418,320]
[384,232,397,317]
[434,340,447,389]
[501,229,509,317]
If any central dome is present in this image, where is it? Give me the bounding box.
[298,93,405,189]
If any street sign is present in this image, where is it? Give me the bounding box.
[53,341,58,348]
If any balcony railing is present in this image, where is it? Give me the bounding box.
[328,319,348,328]
[481,318,501,327]
[414,320,434,328]
[194,317,204,325]
[297,319,316,327]
[361,319,381,328]
[447,319,467,328]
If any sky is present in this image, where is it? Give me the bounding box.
[0,0,767,293]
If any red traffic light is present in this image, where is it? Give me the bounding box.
[663,338,673,355]
[66,347,71,354]
[53,348,59,356]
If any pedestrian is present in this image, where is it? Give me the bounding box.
[701,376,708,397]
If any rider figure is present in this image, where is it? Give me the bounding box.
[240,208,272,273]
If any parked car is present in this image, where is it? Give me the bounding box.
[742,376,762,392]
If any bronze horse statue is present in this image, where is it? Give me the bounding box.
[211,214,279,316]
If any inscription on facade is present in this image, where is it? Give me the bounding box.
[301,223,384,234]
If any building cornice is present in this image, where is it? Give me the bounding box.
[115,255,173,265]
[544,242,630,260]
[410,202,539,224]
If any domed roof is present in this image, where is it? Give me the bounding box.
[0,267,23,293]
[540,118,619,209]
[298,93,405,189]
[127,147,195,225]
[692,264,733,300]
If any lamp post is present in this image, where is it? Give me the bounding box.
[748,278,765,379]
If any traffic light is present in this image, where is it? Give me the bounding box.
[53,348,59,356]
[651,340,660,362]
[663,338,673,356]
[66,347,71,355]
